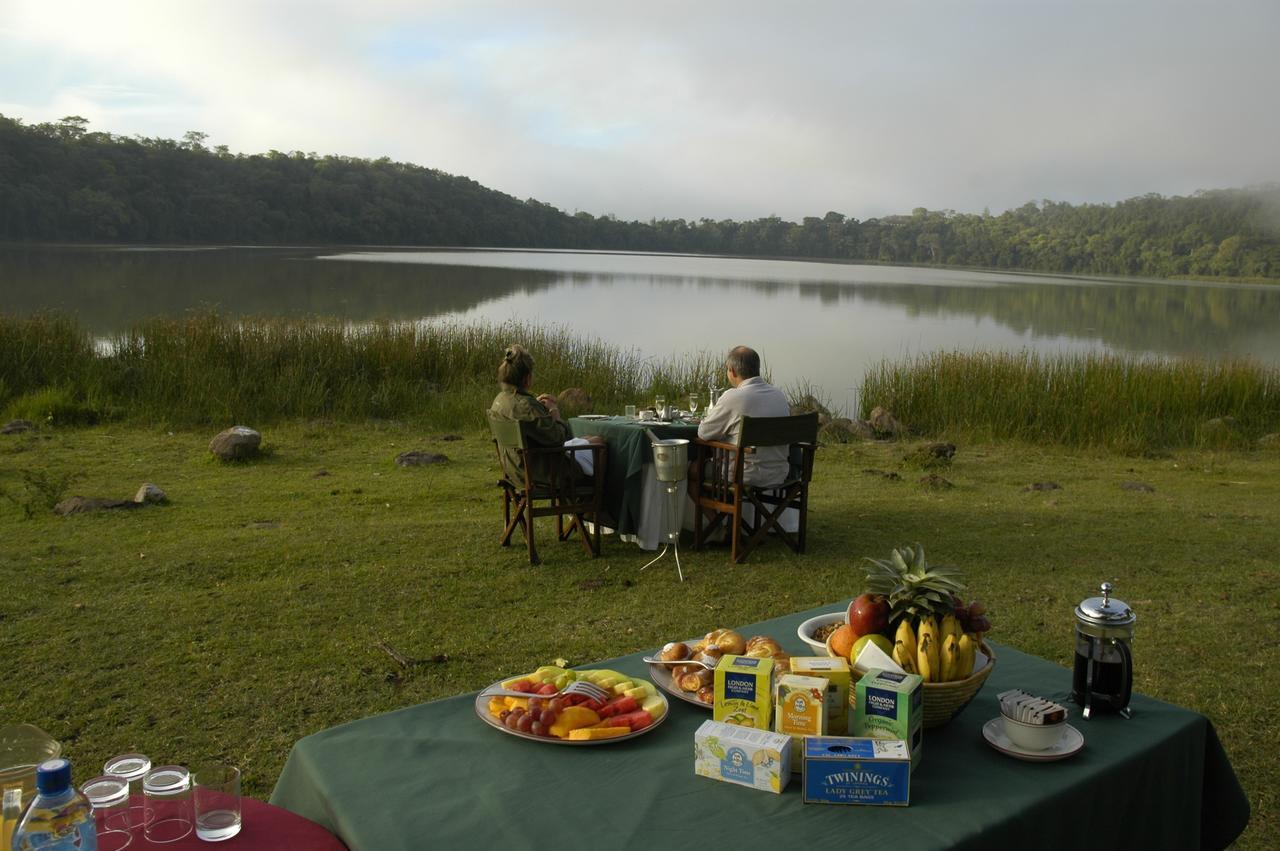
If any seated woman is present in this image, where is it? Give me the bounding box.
[488,344,602,484]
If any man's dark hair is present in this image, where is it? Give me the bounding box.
[726,345,761,379]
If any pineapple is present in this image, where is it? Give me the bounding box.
[864,544,966,625]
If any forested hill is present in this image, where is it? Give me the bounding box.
[2,113,1278,280]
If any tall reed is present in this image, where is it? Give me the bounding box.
[859,350,1280,450]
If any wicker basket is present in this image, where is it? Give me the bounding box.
[827,634,996,728]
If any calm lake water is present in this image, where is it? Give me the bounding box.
[3,244,1279,412]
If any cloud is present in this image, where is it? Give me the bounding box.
[3,0,1278,220]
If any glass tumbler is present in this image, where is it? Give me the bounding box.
[82,774,132,851]
[103,753,150,831]
[143,765,192,844]
[193,764,241,842]
[624,405,637,419]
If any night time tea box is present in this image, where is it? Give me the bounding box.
[802,737,911,806]
[693,720,791,794]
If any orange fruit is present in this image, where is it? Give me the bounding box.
[828,624,856,659]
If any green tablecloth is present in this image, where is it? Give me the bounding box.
[568,416,699,535]
[270,602,1249,850]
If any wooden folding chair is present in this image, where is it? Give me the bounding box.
[487,416,605,565]
[690,412,818,564]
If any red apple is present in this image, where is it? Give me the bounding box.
[846,593,890,638]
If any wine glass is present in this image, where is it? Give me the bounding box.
[688,393,700,416]
[654,395,666,420]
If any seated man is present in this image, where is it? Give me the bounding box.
[696,345,792,486]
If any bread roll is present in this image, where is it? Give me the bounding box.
[744,636,783,657]
[696,685,714,704]
[705,628,747,656]
[677,668,713,692]
[658,641,690,662]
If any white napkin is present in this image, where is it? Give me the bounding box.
[852,641,905,676]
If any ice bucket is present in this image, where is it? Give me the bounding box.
[651,438,689,483]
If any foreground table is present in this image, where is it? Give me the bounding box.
[122,795,346,849]
[270,602,1249,851]
[569,416,698,546]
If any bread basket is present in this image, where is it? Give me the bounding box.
[827,633,996,728]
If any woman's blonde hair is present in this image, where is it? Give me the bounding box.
[498,344,535,387]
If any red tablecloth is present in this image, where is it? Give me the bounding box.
[119,795,346,850]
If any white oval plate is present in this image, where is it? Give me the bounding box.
[475,677,669,745]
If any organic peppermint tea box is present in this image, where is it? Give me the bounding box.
[713,655,774,730]
[853,668,923,770]
[790,656,851,735]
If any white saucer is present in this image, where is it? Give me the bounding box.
[577,414,611,420]
[982,717,1084,762]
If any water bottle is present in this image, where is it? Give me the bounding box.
[12,759,97,850]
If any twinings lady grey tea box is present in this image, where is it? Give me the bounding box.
[802,737,911,806]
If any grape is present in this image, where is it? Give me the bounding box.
[527,697,543,714]
[548,698,565,714]
[539,709,556,727]
[498,710,510,722]
[504,713,521,730]
[516,714,534,733]
[530,721,544,736]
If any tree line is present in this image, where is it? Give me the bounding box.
[2,113,1278,280]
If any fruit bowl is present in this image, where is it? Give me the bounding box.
[796,612,845,654]
[827,634,997,728]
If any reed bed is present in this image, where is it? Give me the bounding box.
[860,350,1280,451]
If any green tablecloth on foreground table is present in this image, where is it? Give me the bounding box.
[568,416,698,535]
[270,602,1249,851]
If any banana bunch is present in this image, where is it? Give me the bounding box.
[892,617,978,683]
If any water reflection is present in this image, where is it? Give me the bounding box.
[2,245,1278,409]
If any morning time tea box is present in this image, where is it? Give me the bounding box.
[714,655,774,730]
[790,656,851,734]
[694,720,791,794]
[802,737,911,806]
[774,674,830,773]
[853,668,923,770]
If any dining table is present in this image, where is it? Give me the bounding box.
[568,415,699,549]
[268,601,1249,851]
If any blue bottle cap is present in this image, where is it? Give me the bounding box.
[35,758,72,795]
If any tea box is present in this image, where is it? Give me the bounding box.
[852,667,923,769]
[774,674,829,772]
[713,655,774,730]
[693,720,791,794]
[802,736,911,806]
[790,656,851,734]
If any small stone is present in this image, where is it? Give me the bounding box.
[395,450,449,467]
[924,442,956,460]
[209,426,262,461]
[133,483,168,504]
[1204,416,1239,430]
[1023,482,1062,492]
[1121,481,1155,493]
[312,469,332,477]
[918,473,953,489]
[868,406,906,438]
[1,419,35,434]
[861,468,902,481]
[435,434,464,442]
[1258,433,1279,449]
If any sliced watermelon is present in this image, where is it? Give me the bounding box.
[598,695,640,718]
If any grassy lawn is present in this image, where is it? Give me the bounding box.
[2,422,1277,847]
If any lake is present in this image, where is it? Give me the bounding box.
[3,244,1279,412]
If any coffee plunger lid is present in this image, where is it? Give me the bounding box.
[1075,581,1136,627]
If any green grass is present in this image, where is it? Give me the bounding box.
[1,423,1277,847]
[861,349,1280,451]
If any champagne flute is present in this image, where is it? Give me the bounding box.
[654,395,666,420]
[688,393,700,417]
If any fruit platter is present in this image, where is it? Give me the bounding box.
[803,544,997,728]
[647,628,791,707]
[475,664,669,745]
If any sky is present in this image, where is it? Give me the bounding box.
[2,0,1278,222]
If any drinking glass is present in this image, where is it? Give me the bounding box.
[143,765,191,844]
[193,764,241,842]
[688,393,700,416]
[624,404,637,419]
[82,775,132,851]
[103,753,150,831]
[654,395,666,419]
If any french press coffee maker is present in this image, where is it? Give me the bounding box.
[1072,581,1136,719]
